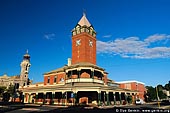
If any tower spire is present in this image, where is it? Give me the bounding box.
[83,9,86,17]
[78,12,91,27]
[26,49,28,54]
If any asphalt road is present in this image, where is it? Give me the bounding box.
[1,102,170,113]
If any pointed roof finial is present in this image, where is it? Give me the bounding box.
[24,49,30,59]
[78,10,91,27]
[83,9,86,17]
[26,49,28,54]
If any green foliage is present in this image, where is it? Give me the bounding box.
[164,81,170,91]
[0,86,6,97]
[3,92,10,102]
[157,84,164,91]
[127,95,132,103]
[158,91,167,99]
[146,81,170,101]
[6,85,15,96]
[145,86,157,101]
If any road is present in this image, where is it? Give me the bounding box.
[1,102,170,113]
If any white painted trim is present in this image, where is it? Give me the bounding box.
[116,80,145,85]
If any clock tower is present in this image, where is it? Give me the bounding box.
[72,13,96,64]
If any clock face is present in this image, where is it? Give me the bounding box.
[76,39,81,46]
[89,40,93,47]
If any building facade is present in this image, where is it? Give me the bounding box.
[0,50,31,88]
[20,14,142,106]
[116,80,146,100]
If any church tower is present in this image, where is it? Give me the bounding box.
[20,50,31,86]
[72,13,97,64]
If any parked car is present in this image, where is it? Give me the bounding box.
[135,99,144,105]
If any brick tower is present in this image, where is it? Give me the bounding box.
[71,13,97,64]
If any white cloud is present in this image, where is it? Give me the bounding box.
[44,33,55,40]
[103,35,112,38]
[97,34,170,59]
[144,34,170,43]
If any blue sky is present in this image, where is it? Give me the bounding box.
[0,0,170,87]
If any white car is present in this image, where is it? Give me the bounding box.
[135,99,144,105]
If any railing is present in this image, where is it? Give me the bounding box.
[21,83,44,88]
[65,78,104,84]
[20,78,104,89]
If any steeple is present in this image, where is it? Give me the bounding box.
[23,49,30,61]
[72,13,96,37]
[78,12,91,27]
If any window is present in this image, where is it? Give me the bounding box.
[47,76,50,83]
[54,76,57,83]
[60,78,64,82]
[125,83,131,89]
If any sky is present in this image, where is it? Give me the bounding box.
[0,0,170,87]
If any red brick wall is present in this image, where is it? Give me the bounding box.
[119,84,125,89]
[131,82,137,90]
[118,82,146,100]
[44,76,48,85]
[80,72,90,78]
[138,83,146,100]
[44,72,66,85]
[57,73,66,83]
[72,33,96,64]
[50,75,54,85]
[103,74,108,85]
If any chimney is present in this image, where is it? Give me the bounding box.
[68,58,72,66]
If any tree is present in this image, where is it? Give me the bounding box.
[3,92,10,102]
[164,81,170,91]
[158,91,167,99]
[0,86,6,97]
[157,84,164,91]
[156,85,167,99]
[145,86,157,101]
[6,85,15,96]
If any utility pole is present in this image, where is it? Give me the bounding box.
[156,86,160,108]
